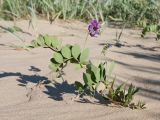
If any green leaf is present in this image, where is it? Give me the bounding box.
[72,44,81,60]
[75,81,84,94]
[49,63,60,72]
[79,48,89,64]
[7,28,15,33]
[53,53,63,63]
[99,63,106,81]
[90,64,97,73]
[90,64,100,83]
[44,35,52,46]
[37,36,45,46]
[51,37,61,50]
[66,44,72,49]
[115,84,125,95]
[61,46,71,59]
[133,88,139,95]
[7,26,22,33]
[83,73,93,86]
[95,68,101,83]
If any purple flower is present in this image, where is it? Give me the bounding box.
[107,43,112,48]
[88,19,101,37]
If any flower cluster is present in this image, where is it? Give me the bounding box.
[88,19,101,37]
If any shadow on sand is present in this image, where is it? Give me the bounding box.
[0,66,113,105]
[0,66,76,101]
[0,63,160,103]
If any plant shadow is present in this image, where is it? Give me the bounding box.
[0,66,112,105]
[99,42,160,51]
[75,94,112,106]
[0,66,78,101]
[44,81,76,101]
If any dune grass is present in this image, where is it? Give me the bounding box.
[0,0,160,26]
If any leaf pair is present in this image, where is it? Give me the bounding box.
[31,35,61,50]
[50,44,90,72]
[75,62,108,96]
[71,44,90,64]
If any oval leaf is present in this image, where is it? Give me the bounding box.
[95,68,101,82]
[80,48,89,64]
[44,35,52,46]
[36,36,45,46]
[51,37,61,50]
[72,44,81,60]
[61,46,71,59]
[54,53,63,63]
[83,73,93,86]
[49,63,60,72]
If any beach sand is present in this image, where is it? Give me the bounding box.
[0,20,160,120]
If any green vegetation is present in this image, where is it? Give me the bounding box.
[141,24,160,40]
[29,34,145,109]
[0,0,160,26]
[1,0,159,39]
[0,1,150,109]
[30,35,90,75]
[75,62,145,109]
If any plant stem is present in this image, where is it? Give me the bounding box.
[83,33,89,49]
[46,45,58,52]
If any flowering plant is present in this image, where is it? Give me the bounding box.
[29,19,145,109]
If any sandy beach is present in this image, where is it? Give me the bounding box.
[0,20,160,120]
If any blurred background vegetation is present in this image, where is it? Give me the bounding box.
[0,0,160,27]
